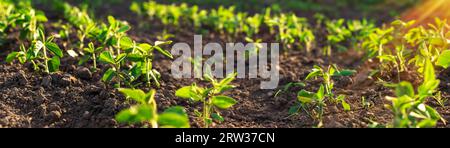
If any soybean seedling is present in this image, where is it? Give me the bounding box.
[292,85,327,119]
[79,42,103,71]
[385,60,445,128]
[305,65,355,101]
[99,49,128,88]
[292,65,354,120]
[35,29,63,74]
[116,88,190,128]
[275,82,306,97]
[120,36,173,88]
[7,29,63,73]
[176,73,238,128]
[76,22,96,50]
[126,39,173,88]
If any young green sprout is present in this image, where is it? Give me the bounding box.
[385,60,445,128]
[305,65,355,101]
[116,88,190,128]
[124,39,173,88]
[6,44,27,65]
[79,42,103,71]
[99,35,172,88]
[291,65,354,120]
[175,73,238,128]
[76,23,96,50]
[39,29,64,73]
[7,29,63,74]
[99,50,127,88]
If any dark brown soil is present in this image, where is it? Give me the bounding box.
[1,1,449,128]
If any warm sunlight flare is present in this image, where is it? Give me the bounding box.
[402,0,450,26]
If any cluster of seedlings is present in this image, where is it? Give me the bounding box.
[131,1,379,56]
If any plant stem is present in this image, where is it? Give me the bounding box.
[149,92,159,128]
[115,64,121,88]
[203,99,211,128]
[151,120,158,128]
[116,38,121,87]
[43,45,49,74]
[93,52,97,71]
[146,58,151,87]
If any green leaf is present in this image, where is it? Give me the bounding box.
[159,112,190,128]
[175,85,204,102]
[416,119,437,128]
[95,47,103,52]
[108,16,116,26]
[316,85,325,100]
[288,105,301,115]
[430,38,445,46]
[426,105,445,123]
[297,90,315,103]
[102,68,116,82]
[26,47,36,60]
[138,43,151,52]
[378,55,396,62]
[212,113,225,123]
[219,73,237,86]
[48,57,60,72]
[164,106,188,117]
[45,42,63,57]
[217,85,235,94]
[305,69,321,80]
[212,96,237,109]
[154,46,173,59]
[395,81,415,97]
[418,79,440,99]
[99,51,115,64]
[115,104,155,124]
[334,69,357,77]
[6,52,19,63]
[155,41,172,46]
[35,11,48,22]
[437,50,450,68]
[118,25,131,33]
[175,86,196,99]
[130,63,143,78]
[337,95,350,111]
[115,53,127,63]
[120,36,133,49]
[158,106,190,128]
[118,88,147,104]
[84,47,94,53]
[127,54,144,62]
[342,101,351,111]
[203,69,215,84]
[424,59,436,83]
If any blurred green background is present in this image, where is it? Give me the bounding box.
[61,0,419,19]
